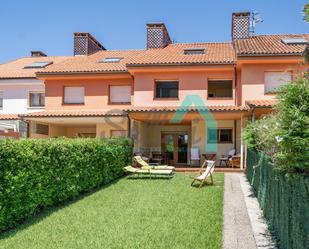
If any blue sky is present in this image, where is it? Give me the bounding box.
[0,0,308,63]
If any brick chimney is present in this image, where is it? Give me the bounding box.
[232,12,251,40]
[146,23,172,49]
[74,32,106,56]
[31,51,47,57]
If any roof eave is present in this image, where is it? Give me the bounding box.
[237,52,303,57]
[126,62,236,67]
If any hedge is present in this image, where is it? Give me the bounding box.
[247,149,309,249]
[0,137,132,232]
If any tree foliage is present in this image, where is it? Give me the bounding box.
[244,78,309,173]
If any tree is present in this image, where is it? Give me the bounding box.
[304,4,309,69]
[304,4,309,22]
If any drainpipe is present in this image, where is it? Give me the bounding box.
[234,120,237,151]
[234,65,237,106]
[127,114,131,138]
[249,106,255,122]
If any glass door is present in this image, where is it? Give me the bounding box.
[161,133,176,165]
[177,134,188,164]
[161,132,188,165]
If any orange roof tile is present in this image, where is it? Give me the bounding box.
[125,105,247,112]
[234,34,309,56]
[245,99,277,108]
[0,56,71,79]
[0,114,20,120]
[38,50,144,74]
[127,42,236,66]
[37,43,236,75]
[21,110,126,118]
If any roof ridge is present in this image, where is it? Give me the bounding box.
[170,41,232,45]
[250,33,309,37]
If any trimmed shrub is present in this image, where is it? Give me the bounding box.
[0,137,132,232]
[247,150,309,249]
[244,77,309,173]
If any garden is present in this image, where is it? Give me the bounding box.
[0,138,224,249]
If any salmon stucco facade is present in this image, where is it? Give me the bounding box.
[1,12,308,168]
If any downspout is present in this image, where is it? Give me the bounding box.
[249,106,255,122]
[234,65,237,106]
[234,120,237,150]
[127,114,131,138]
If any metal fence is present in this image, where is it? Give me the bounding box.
[246,150,309,249]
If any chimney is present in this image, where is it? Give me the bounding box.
[146,23,172,49]
[74,32,106,56]
[31,51,47,57]
[232,12,251,40]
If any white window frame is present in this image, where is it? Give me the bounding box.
[28,91,45,108]
[109,85,131,104]
[63,86,85,104]
[264,71,292,93]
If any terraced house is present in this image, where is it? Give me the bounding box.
[2,12,308,168]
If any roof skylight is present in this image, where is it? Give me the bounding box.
[99,57,123,63]
[281,37,309,45]
[24,61,53,69]
[183,48,205,55]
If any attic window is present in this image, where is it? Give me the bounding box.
[183,48,205,55]
[281,38,309,45]
[24,61,53,69]
[99,57,123,63]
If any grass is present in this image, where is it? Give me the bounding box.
[0,173,224,249]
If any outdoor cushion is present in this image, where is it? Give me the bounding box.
[134,156,175,171]
[124,165,173,175]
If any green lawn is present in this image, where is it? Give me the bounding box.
[0,173,224,249]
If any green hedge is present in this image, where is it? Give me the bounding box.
[247,149,309,249]
[0,137,132,232]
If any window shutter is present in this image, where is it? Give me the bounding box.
[265,72,291,92]
[64,87,85,104]
[110,86,131,103]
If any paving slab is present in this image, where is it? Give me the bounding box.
[239,174,277,249]
[222,173,257,249]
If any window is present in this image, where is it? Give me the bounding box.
[0,92,3,108]
[111,130,127,137]
[29,92,45,107]
[99,57,123,63]
[265,72,292,93]
[31,123,49,135]
[155,81,179,98]
[184,48,205,55]
[24,61,53,69]
[281,37,309,45]
[64,86,85,104]
[208,80,233,98]
[109,85,131,104]
[207,128,233,144]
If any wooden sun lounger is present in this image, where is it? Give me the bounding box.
[124,166,175,178]
[191,160,216,188]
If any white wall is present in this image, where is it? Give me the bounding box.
[0,79,44,114]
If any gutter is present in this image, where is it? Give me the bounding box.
[126,62,236,67]
[237,52,303,57]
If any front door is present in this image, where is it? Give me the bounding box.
[161,132,189,165]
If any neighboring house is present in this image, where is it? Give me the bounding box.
[21,12,308,167]
[0,52,70,137]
